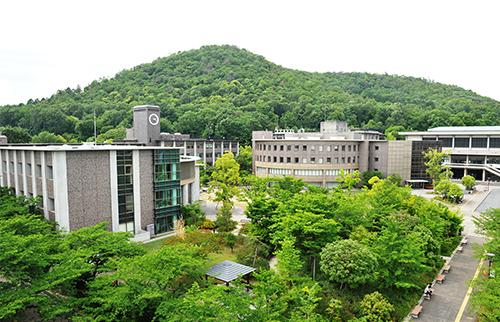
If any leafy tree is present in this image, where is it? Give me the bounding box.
[423,148,452,188]
[31,131,66,143]
[214,202,237,232]
[461,175,476,191]
[359,291,394,322]
[362,170,384,189]
[335,169,361,191]
[209,151,241,207]
[0,126,31,143]
[435,178,464,203]
[236,145,252,172]
[319,239,378,290]
[181,201,206,226]
[275,237,303,284]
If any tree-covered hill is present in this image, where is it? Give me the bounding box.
[1,45,499,144]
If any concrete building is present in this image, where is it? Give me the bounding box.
[124,105,239,167]
[253,121,440,187]
[0,105,200,241]
[401,126,500,181]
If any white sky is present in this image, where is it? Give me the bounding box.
[1,0,499,106]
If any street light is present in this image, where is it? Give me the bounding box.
[487,253,495,278]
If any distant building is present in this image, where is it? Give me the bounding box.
[0,105,200,241]
[123,105,239,167]
[401,126,500,181]
[253,121,440,187]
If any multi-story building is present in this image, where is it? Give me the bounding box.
[0,105,200,241]
[400,126,500,181]
[253,121,440,187]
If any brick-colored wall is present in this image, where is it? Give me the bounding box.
[139,150,154,230]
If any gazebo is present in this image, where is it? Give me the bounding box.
[206,260,256,287]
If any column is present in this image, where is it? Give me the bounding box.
[22,151,28,197]
[13,150,19,195]
[132,150,142,235]
[31,151,37,196]
[109,151,119,232]
[182,184,189,205]
[53,151,70,231]
[41,152,49,220]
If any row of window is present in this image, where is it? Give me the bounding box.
[257,167,357,176]
[257,155,357,164]
[423,137,500,149]
[1,160,49,179]
[256,143,358,152]
[163,142,235,149]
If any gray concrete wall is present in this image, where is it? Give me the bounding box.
[138,150,154,230]
[66,151,112,231]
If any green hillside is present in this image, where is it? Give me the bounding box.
[1,44,499,144]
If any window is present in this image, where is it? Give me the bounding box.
[303,157,307,163]
[327,145,331,152]
[327,157,331,164]
[257,167,267,173]
[319,145,323,152]
[295,145,299,151]
[273,156,277,162]
[268,145,271,151]
[342,145,346,151]
[268,156,271,162]
[311,145,315,151]
[287,145,291,151]
[319,157,323,164]
[353,145,357,152]
[347,157,351,163]
[334,145,339,151]
[348,145,351,152]
[274,145,277,151]
[269,168,292,175]
[311,157,315,164]
[280,157,284,163]
[295,157,299,163]
[375,146,379,150]
[341,157,345,164]
[295,169,323,176]
[263,145,266,151]
[303,145,307,151]
[472,138,487,148]
[375,157,379,162]
[334,157,338,164]
[455,138,470,148]
[287,157,291,163]
[490,138,500,148]
[280,145,284,151]
[353,156,356,163]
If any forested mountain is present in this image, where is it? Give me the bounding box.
[1,45,499,144]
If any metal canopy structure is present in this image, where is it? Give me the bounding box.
[206,260,256,284]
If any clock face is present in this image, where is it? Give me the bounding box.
[149,113,159,125]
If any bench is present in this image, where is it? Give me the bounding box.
[436,274,446,284]
[461,238,468,245]
[443,265,451,273]
[411,305,423,318]
[457,246,463,253]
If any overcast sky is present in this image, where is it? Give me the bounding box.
[1,0,499,106]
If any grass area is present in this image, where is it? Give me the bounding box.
[140,235,173,252]
[206,244,244,266]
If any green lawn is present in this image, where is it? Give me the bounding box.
[140,236,170,252]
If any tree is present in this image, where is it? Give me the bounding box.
[359,291,394,322]
[461,175,476,191]
[423,148,451,188]
[214,202,237,232]
[181,201,206,227]
[209,151,241,207]
[319,239,378,290]
[435,178,464,203]
[362,170,384,189]
[275,237,303,284]
[236,145,252,172]
[336,169,361,191]
[31,131,66,143]
[469,208,500,320]
[0,126,31,143]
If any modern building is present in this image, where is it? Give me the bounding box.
[0,105,200,241]
[400,126,500,181]
[123,105,239,167]
[252,120,440,187]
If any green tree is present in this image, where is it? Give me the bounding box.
[319,239,378,290]
[209,151,241,207]
[214,202,237,232]
[461,175,476,191]
[181,201,206,227]
[0,126,32,143]
[236,145,252,172]
[423,148,452,188]
[435,178,464,203]
[31,131,66,143]
[359,291,394,322]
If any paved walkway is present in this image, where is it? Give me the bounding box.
[407,182,499,321]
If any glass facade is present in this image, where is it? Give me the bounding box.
[117,150,134,233]
[154,149,181,234]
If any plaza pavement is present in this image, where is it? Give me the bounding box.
[406,182,500,321]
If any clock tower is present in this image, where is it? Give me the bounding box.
[133,105,161,146]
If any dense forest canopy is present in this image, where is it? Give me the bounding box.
[1,45,499,144]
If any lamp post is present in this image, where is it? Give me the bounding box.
[487,253,495,278]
